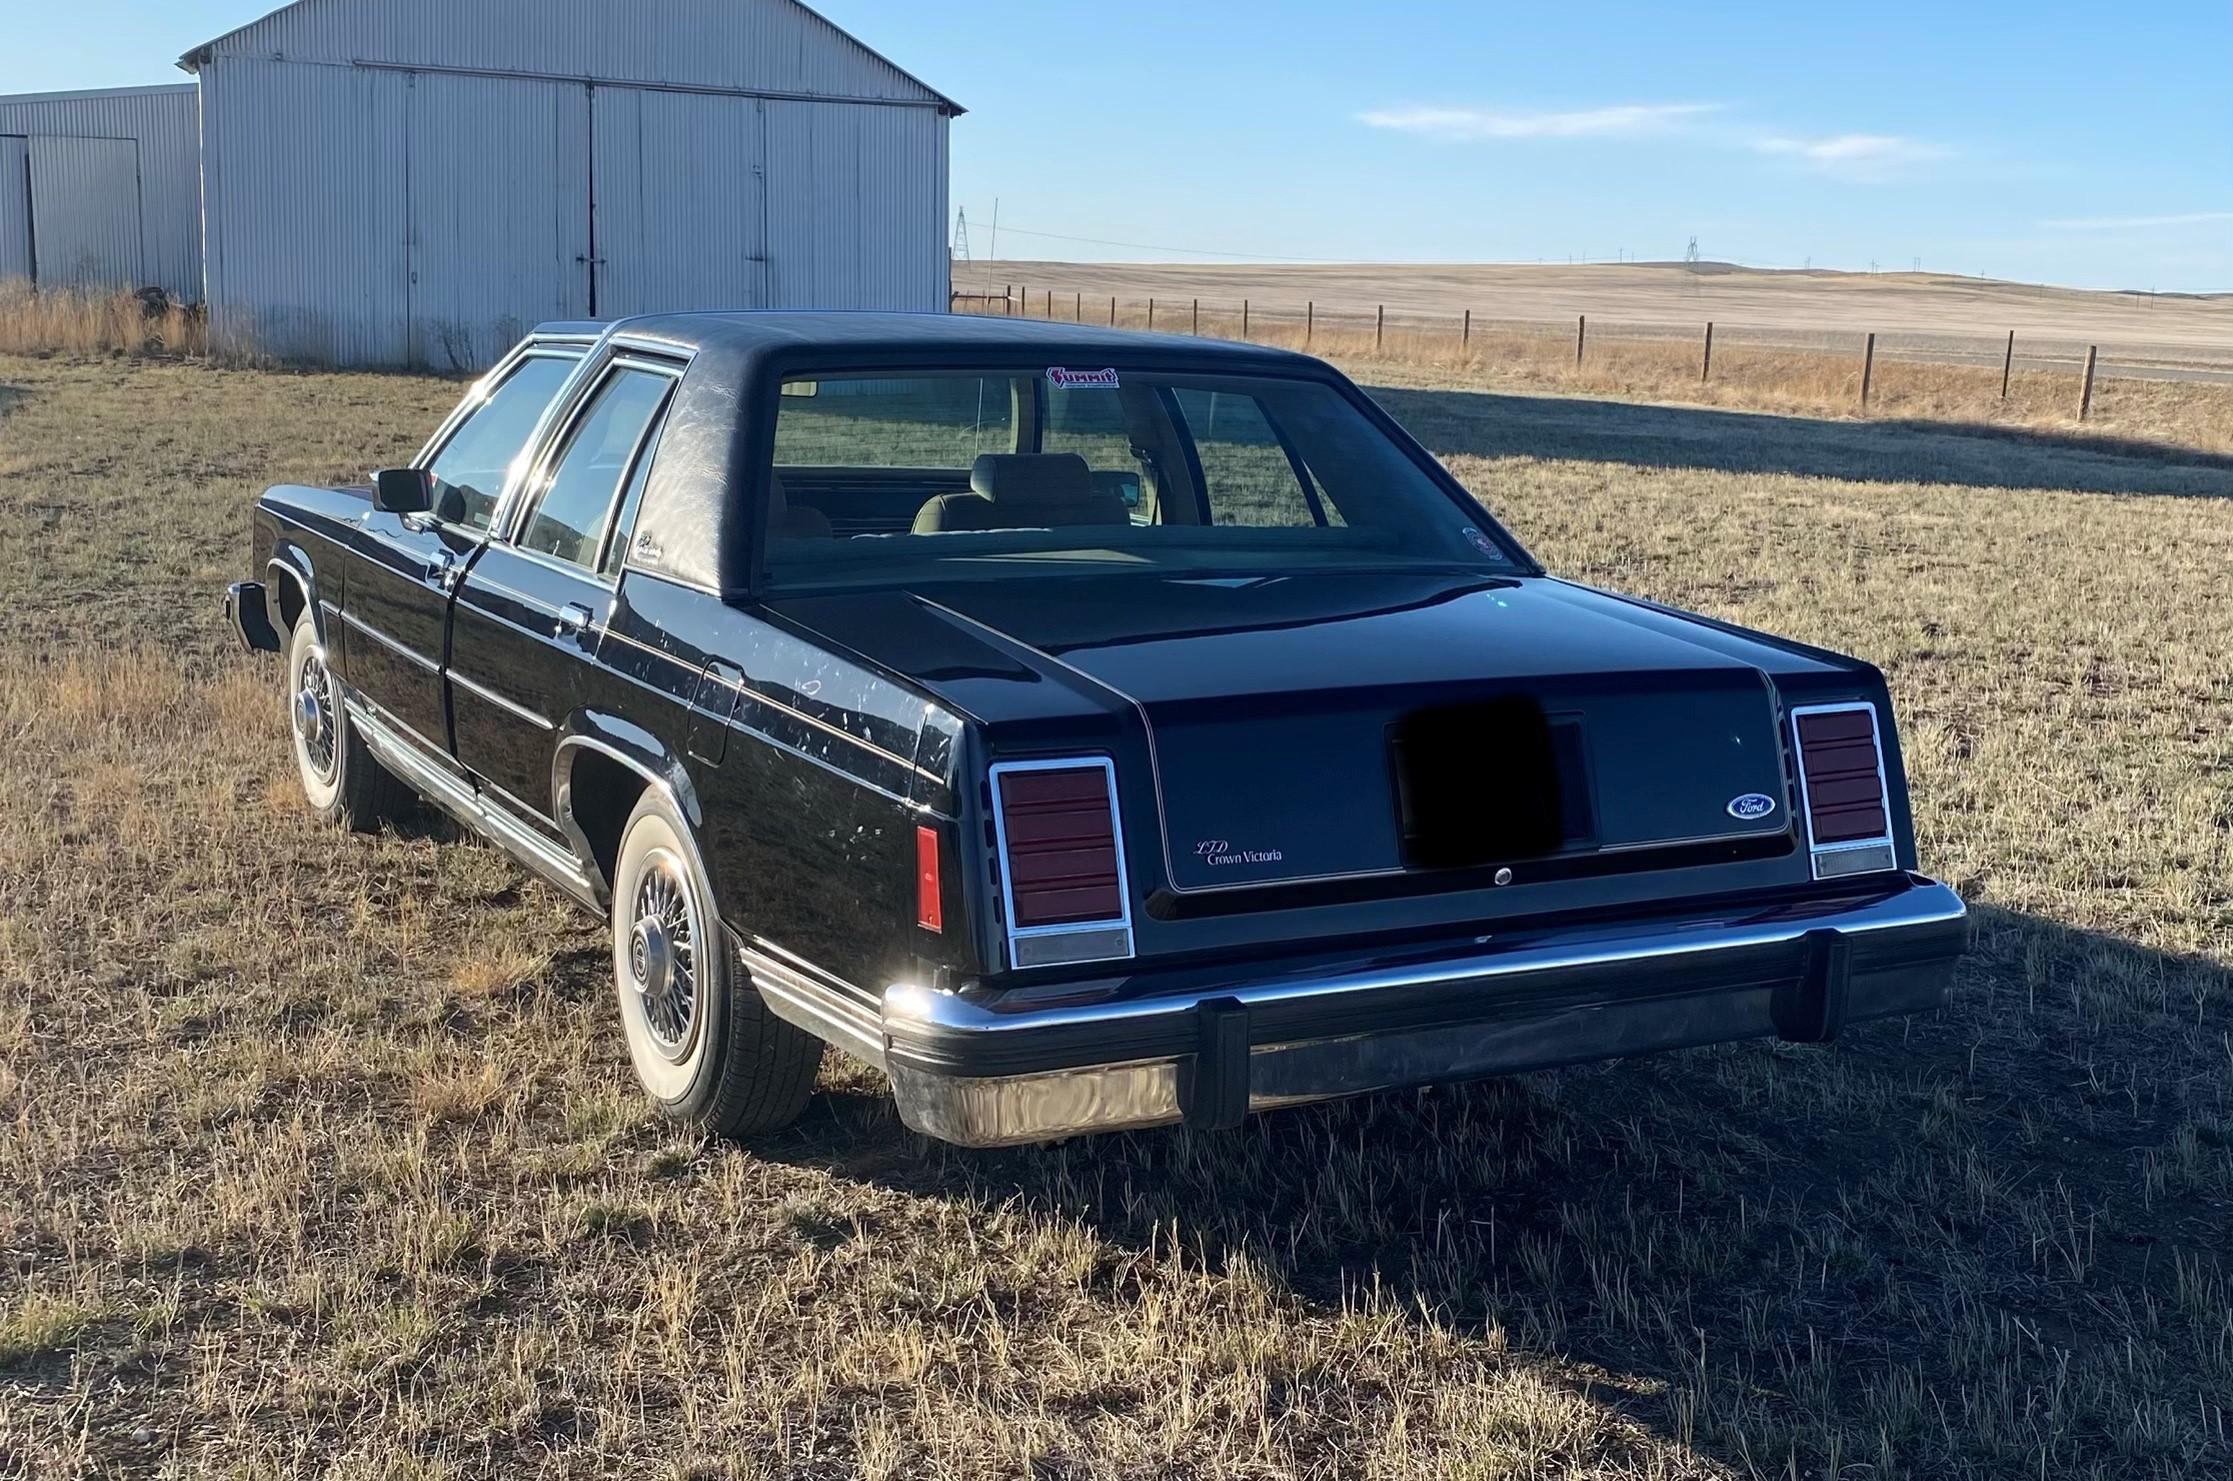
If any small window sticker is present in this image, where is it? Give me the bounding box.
[1461,526,1500,558]
[1047,367,1120,390]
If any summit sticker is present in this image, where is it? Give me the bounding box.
[1047,367,1120,389]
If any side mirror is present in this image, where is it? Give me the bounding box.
[371,467,432,516]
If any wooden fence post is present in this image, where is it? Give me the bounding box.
[1462,309,1471,346]
[1242,299,1249,338]
[1306,301,1314,346]
[1004,285,1013,316]
[1575,314,1586,366]
[1109,296,1116,326]
[1074,291,1081,322]
[1860,332,1876,409]
[2001,330,2015,399]
[1147,298,1155,330]
[1192,298,1199,336]
[1702,321,1714,382]
[1376,304,1385,352]
[2079,345,2098,421]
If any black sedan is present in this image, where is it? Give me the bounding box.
[225,312,1966,1146]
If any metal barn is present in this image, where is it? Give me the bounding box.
[0,84,202,296]
[181,0,960,368]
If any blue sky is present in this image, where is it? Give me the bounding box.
[7,0,2226,290]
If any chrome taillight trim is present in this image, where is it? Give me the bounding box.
[987,756,1136,970]
[1789,700,1897,880]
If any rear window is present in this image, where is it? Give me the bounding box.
[763,367,1515,590]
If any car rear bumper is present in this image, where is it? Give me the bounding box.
[226,581,282,653]
[879,875,1968,1147]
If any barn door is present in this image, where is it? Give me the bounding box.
[403,72,592,370]
[26,135,143,287]
[589,88,769,317]
[0,137,29,283]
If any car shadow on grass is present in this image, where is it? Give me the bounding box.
[1368,384,2233,499]
[767,904,2233,1476]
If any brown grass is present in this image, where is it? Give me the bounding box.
[1,352,2229,1477]
[0,283,207,361]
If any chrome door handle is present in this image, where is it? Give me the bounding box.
[557,602,594,636]
[428,551,460,590]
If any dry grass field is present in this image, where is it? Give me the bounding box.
[2,348,2231,1479]
[964,261,2233,376]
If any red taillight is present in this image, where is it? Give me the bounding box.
[1793,703,1895,878]
[995,765,1123,928]
[915,825,943,933]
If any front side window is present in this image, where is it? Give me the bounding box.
[764,366,1517,591]
[424,353,580,532]
[516,366,674,570]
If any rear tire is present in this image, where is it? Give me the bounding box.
[610,792,820,1137]
[285,607,408,832]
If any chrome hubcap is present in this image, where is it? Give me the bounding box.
[628,854,697,1060]
[292,651,337,782]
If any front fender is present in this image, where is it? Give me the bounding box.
[264,539,327,646]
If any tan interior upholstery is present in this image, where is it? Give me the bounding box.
[768,473,834,539]
[912,453,1130,534]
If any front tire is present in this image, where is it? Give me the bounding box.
[610,792,820,1137]
[285,607,407,832]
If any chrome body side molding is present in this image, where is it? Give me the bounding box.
[344,690,600,910]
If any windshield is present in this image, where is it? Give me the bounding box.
[762,367,1521,590]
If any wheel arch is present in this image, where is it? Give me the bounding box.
[553,716,717,912]
[265,544,324,645]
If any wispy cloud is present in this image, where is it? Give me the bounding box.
[1356,102,1723,141]
[1753,133,1949,182]
[2039,210,2233,231]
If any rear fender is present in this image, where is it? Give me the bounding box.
[552,712,715,908]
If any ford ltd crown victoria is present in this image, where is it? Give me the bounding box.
[223,313,1968,1147]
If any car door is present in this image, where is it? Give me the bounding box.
[341,347,583,755]
[447,353,681,832]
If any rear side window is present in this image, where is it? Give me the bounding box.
[517,367,674,570]
[425,354,579,531]
[1172,388,1336,529]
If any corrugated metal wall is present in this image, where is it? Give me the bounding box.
[188,0,952,108]
[0,85,201,296]
[198,1,953,369]
[0,137,29,282]
[198,57,412,364]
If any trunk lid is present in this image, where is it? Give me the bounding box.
[775,572,1799,907]
[935,573,1790,892]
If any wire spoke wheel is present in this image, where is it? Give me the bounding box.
[290,643,339,786]
[627,850,700,1061]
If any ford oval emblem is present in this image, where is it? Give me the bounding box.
[1727,793,1777,821]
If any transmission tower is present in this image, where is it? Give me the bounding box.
[951,208,972,270]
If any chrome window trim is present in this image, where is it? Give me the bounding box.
[1789,700,1898,879]
[499,355,685,567]
[986,756,1136,971]
[412,342,593,540]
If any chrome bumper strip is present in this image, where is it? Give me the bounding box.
[879,878,1967,1147]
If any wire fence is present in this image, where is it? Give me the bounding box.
[953,284,2233,430]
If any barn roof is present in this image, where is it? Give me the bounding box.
[176,0,962,114]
